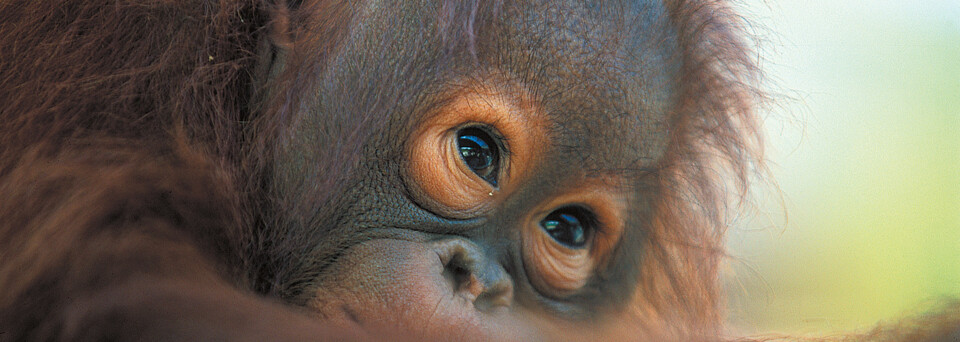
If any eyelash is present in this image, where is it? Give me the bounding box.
[458,123,512,158]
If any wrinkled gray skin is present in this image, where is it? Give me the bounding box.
[269,0,679,340]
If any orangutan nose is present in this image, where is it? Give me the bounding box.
[431,238,514,312]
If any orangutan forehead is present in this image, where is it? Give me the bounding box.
[331,0,679,170]
[484,0,679,172]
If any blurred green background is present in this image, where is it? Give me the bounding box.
[724,0,960,336]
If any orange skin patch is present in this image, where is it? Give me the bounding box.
[521,183,627,296]
[408,81,628,296]
[406,82,546,218]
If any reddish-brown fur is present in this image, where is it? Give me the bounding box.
[2,0,953,341]
[2,0,756,340]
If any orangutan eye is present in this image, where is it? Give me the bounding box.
[539,206,594,249]
[456,127,500,186]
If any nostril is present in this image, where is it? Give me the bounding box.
[451,264,471,288]
[432,238,514,312]
[444,260,480,299]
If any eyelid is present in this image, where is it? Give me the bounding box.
[404,81,545,218]
[489,127,512,158]
[521,182,627,296]
[454,125,502,186]
[455,123,512,159]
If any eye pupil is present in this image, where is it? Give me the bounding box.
[456,127,499,186]
[458,136,493,169]
[540,208,591,248]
